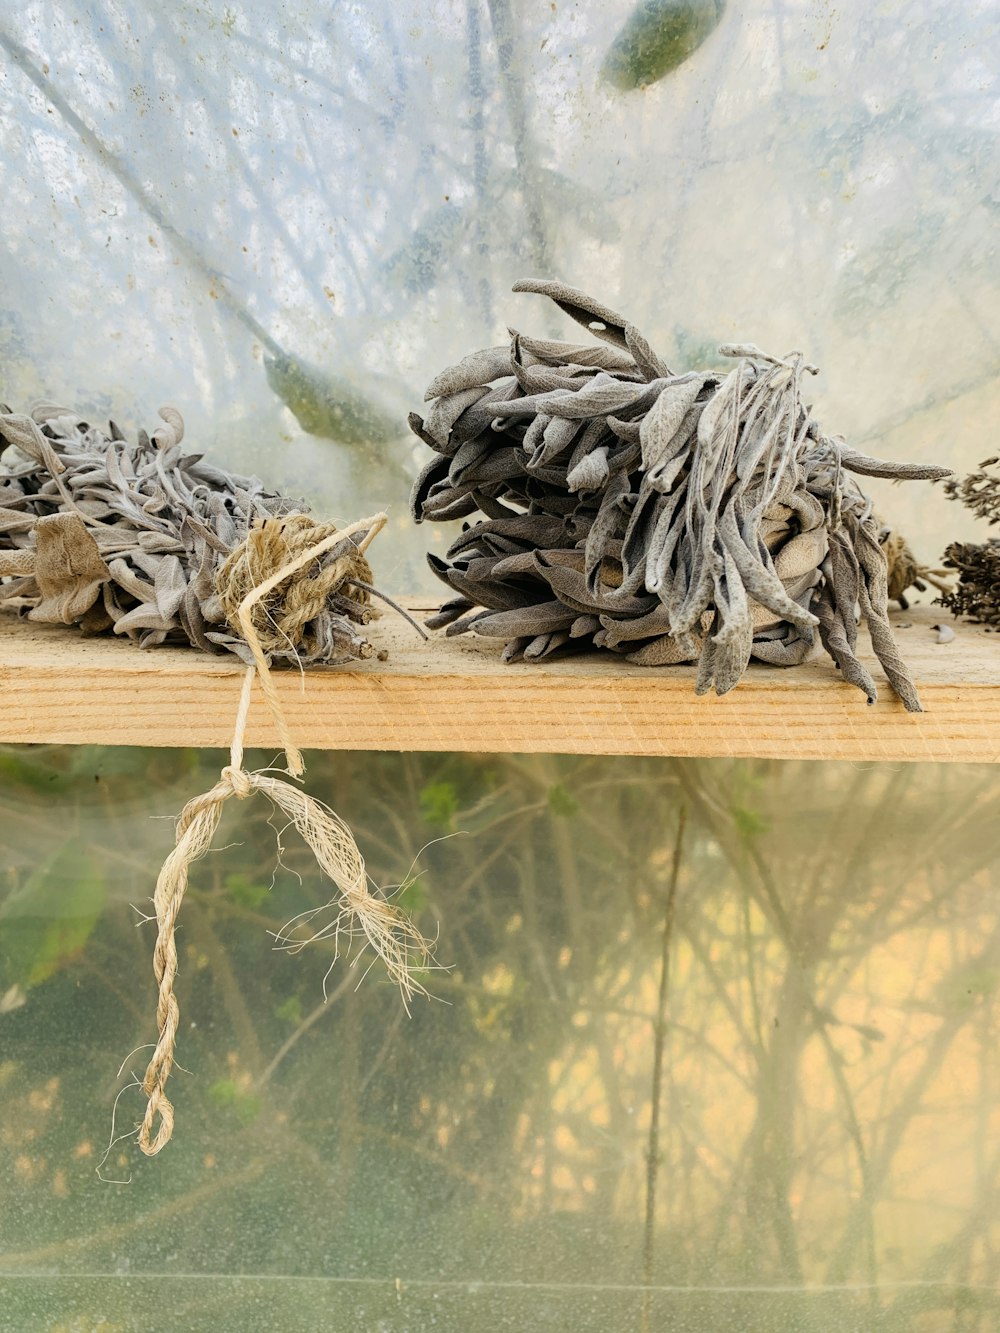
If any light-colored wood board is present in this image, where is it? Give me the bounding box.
[0,602,996,762]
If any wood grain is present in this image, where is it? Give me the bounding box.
[0,602,996,763]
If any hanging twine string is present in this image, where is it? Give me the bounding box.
[136,512,431,1157]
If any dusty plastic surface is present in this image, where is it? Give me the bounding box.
[1,2,997,590]
[1,752,999,1330]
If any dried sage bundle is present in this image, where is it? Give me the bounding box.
[410,280,950,710]
[0,401,387,667]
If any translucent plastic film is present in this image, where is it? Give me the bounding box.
[1,1,997,584]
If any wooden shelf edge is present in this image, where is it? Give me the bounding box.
[0,603,997,763]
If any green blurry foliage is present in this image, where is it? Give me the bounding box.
[546,782,579,818]
[0,845,106,997]
[225,872,271,910]
[601,0,726,91]
[419,779,461,829]
[207,1078,263,1127]
[263,351,402,449]
[274,995,303,1026]
[396,876,430,915]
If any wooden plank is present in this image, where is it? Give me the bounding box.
[0,602,996,762]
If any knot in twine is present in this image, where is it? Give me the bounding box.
[220,764,253,799]
[136,513,432,1158]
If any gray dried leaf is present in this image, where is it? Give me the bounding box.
[448,378,521,448]
[467,601,576,638]
[624,323,673,380]
[424,385,492,449]
[718,343,783,364]
[28,514,110,624]
[30,401,73,424]
[523,630,570,660]
[626,632,701,666]
[750,631,813,666]
[0,548,37,577]
[424,597,475,630]
[510,329,638,372]
[153,554,188,622]
[567,446,610,494]
[569,614,600,638]
[639,375,705,472]
[814,583,879,706]
[511,279,633,350]
[830,440,952,482]
[151,405,185,449]
[442,565,543,613]
[411,454,451,522]
[529,417,578,470]
[0,507,37,536]
[419,489,483,522]
[113,601,178,637]
[448,436,495,486]
[538,558,657,619]
[0,414,66,475]
[501,635,532,663]
[424,346,513,401]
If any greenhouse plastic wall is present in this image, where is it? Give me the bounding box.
[1,3,999,1331]
[2,754,1000,1331]
[1,2,997,570]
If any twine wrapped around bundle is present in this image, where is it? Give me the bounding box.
[213,511,384,777]
[410,279,951,709]
[0,399,432,1155]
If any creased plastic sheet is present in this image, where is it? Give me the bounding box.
[0,0,997,587]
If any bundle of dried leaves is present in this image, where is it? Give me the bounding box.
[410,280,950,710]
[0,401,389,666]
[939,458,1000,628]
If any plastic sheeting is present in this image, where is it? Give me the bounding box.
[1,1,998,586]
